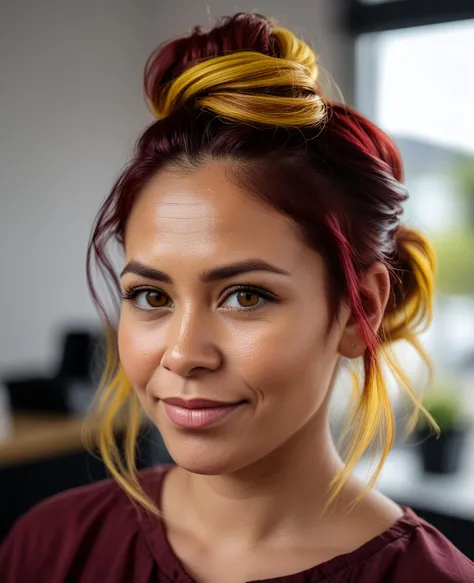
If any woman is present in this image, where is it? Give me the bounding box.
[1,12,473,583]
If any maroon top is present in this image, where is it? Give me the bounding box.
[1,464,473,582]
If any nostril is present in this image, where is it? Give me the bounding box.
[185,366,212,377]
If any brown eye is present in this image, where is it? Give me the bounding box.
[221,287,274,311]
[124,288,170,310]
[236,291,260,308]
[143,291,168,308]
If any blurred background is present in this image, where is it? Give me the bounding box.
[1,0,473,558]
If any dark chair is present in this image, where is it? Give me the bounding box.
[2,329,105,414]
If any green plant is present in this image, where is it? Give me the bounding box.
[417,380,464,432]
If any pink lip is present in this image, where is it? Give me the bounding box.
[163,397,240,409]
[162,398,245,429]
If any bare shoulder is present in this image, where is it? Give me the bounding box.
[334,480,405,548]
[357,487,405,529]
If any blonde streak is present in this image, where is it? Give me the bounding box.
[97,370,161,516]
[384,269,434,340]
[124,390,141,484]
[96,370,121,410]
[326,377,380,511]
[382,336,439,440]
[405,236,436,316]
[271,26,291,53]
[124,392,162,516]
[272,27,318,80]
[407,334,434,383]
[157,52,274,116]
[161,55,316,117]
[99,328,119,393]
[97,366,132,473]
[384,314,414,347]
[97,396,129,497]
[189,61,314,95]
[199,93,324,126]
[101,412,159,516]
[103,364,137,474]
[85,341,159,517]
[381,329,438,439]
[386,304,428,342]
[158,51,321,119]
[379,230,437,441]
[99,422,159,517]
[221,68,317,93]
[84,349,133,486]
[405,301,423,333]
[381,343,412,392]
[404,293,427,332]
[324,357,395,515]
[344,363,380,447]
[335,367,362,456]
[407,227,437,270]
[407,244,434,312]
[83,334,118,451]
[404,225,436,265]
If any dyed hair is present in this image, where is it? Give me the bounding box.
[86,13,438,516]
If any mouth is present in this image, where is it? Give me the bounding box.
[161,397,247,429]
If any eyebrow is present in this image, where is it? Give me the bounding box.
[120,259,291,283]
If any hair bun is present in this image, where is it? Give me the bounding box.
[144,13,324,126]
[383,225,436,343]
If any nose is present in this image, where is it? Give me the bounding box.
[160,307,222,378]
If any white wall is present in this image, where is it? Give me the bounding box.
[0,0,353,374]
[0,0,156,372]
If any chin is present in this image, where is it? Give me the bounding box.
[152,404,261,475]
[162,438,253,476]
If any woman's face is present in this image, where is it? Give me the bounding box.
[119,162,349,475]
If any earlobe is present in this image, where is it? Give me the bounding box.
[337,305,366,358]
[339,336,365,359]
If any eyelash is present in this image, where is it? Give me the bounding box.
[121,284,280,313]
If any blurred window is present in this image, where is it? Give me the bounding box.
[356,18,474,410]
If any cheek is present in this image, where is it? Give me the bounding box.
[230,316,340,456]
[234,314,337,406]
[118,315,164,391]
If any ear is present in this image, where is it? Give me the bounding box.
[338,262,391,359]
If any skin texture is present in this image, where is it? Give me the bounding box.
[118,162,403,583]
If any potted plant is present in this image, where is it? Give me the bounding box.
[415,379,467,474]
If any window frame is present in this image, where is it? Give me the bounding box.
[348,0,474,33]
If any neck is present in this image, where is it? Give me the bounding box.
[168,413,355,548]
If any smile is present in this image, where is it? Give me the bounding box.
[162,400,246,429]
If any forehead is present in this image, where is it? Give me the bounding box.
[124,162,307,267]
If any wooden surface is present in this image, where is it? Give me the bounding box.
[0,413,99,468]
